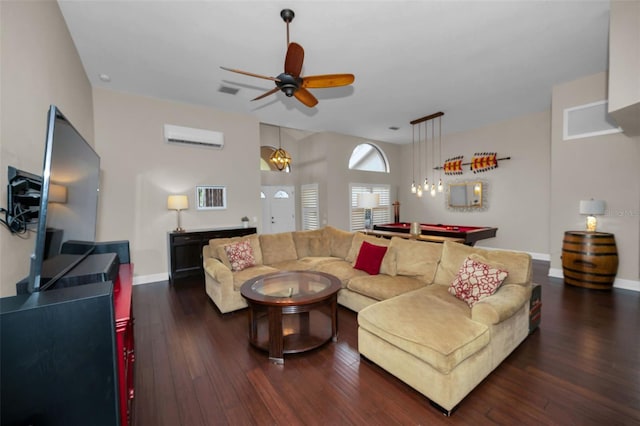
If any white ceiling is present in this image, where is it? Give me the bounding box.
[57,1,611,144]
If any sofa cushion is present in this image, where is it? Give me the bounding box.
[471,284,532,325]
[314,260,368,288]
[268,257,340,271]
[347,274,425,301]
[389,237,442,283]
[309,237,331,257]
[259,232,298,265]
[211,234,263,265]
[434,241,532,286]
[353,241,388,275]
[223,240,255,272]
[232,265,279,291]
[358,286,490,374]
[323,226,355,259]
[448,256,508,307]
[292,230,325,258]
[345,233,390,263]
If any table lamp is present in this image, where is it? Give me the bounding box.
[168,194,189,232]
[579,199,605,232]
[358,193,379,231]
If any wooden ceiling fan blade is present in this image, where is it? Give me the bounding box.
[251,87,280,101]
[284,42,304,77]
[220,66,280,82]
[294,88,318,108]
[302,74,355,88]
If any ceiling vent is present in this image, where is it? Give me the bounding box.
[164,124,224,149]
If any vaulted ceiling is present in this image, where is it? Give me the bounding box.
[57,1,611,144]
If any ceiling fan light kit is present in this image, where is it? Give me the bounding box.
[220,9,354,108]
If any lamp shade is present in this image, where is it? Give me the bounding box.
[358,193,379,209]
[167,195,188,211]
[579,199,605,215]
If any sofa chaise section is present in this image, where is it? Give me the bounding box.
[357,241,533,414]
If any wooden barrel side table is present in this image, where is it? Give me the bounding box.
[562,231,618,290]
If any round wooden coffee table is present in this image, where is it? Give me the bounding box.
[240,270,341,364]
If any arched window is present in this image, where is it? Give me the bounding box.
[348,143,389,173]
[260,146,291,173]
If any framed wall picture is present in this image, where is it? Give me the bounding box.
[196,185,226,210]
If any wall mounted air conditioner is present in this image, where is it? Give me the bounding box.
[164,124,224,149]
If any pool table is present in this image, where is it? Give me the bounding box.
[373,222,498,246]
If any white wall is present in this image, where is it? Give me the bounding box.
[400,110,551,257]
[297,132,403,231]
[0,0,94,296]
[93,88,261,282]
[550,72,640,290]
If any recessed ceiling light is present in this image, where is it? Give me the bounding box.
[99,74,111,82]
[388,126,400,131]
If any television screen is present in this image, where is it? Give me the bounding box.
[28,105,100,292]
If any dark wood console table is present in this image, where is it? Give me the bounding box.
[167,226,256,285]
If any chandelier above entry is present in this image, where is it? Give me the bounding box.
[270,127,291,171]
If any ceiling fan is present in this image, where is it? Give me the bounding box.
[220,9,355,108]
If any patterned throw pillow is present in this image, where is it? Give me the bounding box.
[223,240,255,272]
[448,256,508,307]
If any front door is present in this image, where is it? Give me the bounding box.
[261,186,295,234]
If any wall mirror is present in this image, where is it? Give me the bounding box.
[447,181,487,211]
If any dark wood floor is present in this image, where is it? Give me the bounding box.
[132,261,640,425]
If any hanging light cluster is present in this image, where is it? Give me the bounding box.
[270,126,292,171]
[409,112,444,197]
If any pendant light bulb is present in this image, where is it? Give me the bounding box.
[411,182,417,194]
[430,183,436,197]
[438,179,444,193]
[423,178,428,191]
[417,186,423,197]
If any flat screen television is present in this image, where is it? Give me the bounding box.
[27,105,101,293]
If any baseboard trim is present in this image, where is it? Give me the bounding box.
[133,273,168,286]
[548,267,639,292]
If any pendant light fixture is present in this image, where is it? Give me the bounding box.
[409,111,445,198]
[270,126,291,171]
[437,115,444,192]
[411,125,417,193]
[423,120,429,192]
[416,123,423,197]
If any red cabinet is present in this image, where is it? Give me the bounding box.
[114,263,135,426]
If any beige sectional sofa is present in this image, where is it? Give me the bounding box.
[202,226,533,414]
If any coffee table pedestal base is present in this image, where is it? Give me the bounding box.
[247,297,338,364]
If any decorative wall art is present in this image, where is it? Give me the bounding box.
[443,156,464,175]
[471,152,498,173]
[196,185,227,210]
[436,153,510,174]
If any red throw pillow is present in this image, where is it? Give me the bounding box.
[448,256,508,307]
[224,240,255,272]
[354,241,388,275]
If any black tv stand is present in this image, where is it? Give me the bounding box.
[16,252,120,294]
